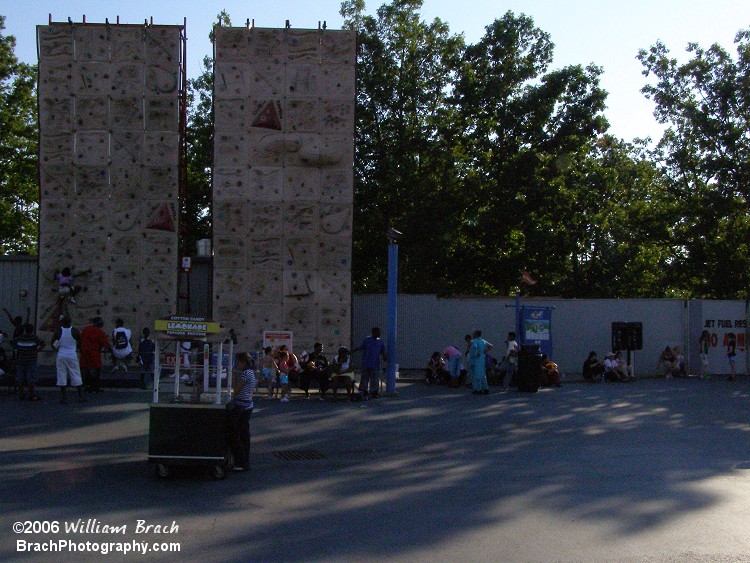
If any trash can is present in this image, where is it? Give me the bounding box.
[517,343,542,393]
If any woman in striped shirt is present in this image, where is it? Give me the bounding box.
[227,352,256,472]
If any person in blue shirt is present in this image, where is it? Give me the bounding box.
[468,330,493,395]
[353,327,387,399]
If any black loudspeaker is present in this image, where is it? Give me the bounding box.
[517,343,542,393]
[612,322,643,351]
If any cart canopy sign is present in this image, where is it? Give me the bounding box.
[155,316,222,338]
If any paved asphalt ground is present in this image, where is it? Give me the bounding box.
[2,376,750,562]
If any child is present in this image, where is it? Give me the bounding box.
[260,346,278,399]
[55,267,91,305]
[426,351,447,384]
[727,333,737,381]
[277,350,292,402]
[698,330,711,379]
[137,328,156,390]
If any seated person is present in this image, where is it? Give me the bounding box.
[540,354,561,387]
[329,347,355,400]
[604,352,629,381]
[582,351,605,382]
[426,351,449,384]
[656,346,679,378]
[614,351,634,380]
[300,342,329,399]
[673,346,688,377]
[276,345,300,387]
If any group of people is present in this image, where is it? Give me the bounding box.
[256,327,387,403]
[2,312,156,404]
[656,345,688,379]
[426,330,562,393]
[582,351,635,382]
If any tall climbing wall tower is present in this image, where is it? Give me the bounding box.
[212,26,356,353]
[36,21,184,355]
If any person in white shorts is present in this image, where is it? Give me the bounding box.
[54,315,86,404]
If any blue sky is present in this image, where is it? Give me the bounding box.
[3,0,749,142]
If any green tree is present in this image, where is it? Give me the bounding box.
[182,10,232,256]
[638,30,750,298]
[0,15,37,254]
[450,12,610,295]
[342,0,465,293]
[553,136,675,297]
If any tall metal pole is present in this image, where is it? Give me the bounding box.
[386,239,398,394]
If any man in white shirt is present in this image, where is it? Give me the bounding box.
[111,318,132,372]
[498,331,519,390]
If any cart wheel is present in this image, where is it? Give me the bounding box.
[211,465,226,480]
[155,464,170,479]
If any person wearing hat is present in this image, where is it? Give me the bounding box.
[80,315,111,392]
[604,351,630,381]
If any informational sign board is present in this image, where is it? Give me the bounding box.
[520,306,553,358]
[155,316,222,338]
[263,331,293,352]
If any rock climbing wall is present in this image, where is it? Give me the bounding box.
[36,22,183,358]
[213,26,355,354]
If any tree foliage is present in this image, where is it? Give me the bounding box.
[638,30,750,297]
[182,10,232,256]
[0,16,37,254]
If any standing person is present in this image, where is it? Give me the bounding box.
[54,315,86,404]
[80,316,110,392]
[698,330,711,380]
[277,350,292,402]
[4,307,29,339]
[352,327,387,399]
[111,318,133,373]
[227,352,256,472]
[497,332,519,390]
[442,345,463,387]
[260,347,278,399]
[137,328,156,390]
[468,330,493,395]
[12,323,45,401]
[726,332,737,381]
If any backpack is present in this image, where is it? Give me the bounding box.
[114,330,128,350]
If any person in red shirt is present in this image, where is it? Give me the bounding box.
[80,316,111,392]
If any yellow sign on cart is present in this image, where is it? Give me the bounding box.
[155,316,222,338]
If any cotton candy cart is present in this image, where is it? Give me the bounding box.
[147,317,235,480]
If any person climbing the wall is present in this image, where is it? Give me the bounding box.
[55,266,92,305]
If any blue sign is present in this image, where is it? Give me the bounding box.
[520,306,553,358]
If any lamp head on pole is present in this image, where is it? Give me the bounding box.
[385,227,402,244]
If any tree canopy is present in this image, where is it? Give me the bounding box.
[639,30,750,298]
[3,6,749,299]
[0,16,37,254]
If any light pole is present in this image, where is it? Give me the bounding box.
[385,227,401,395]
